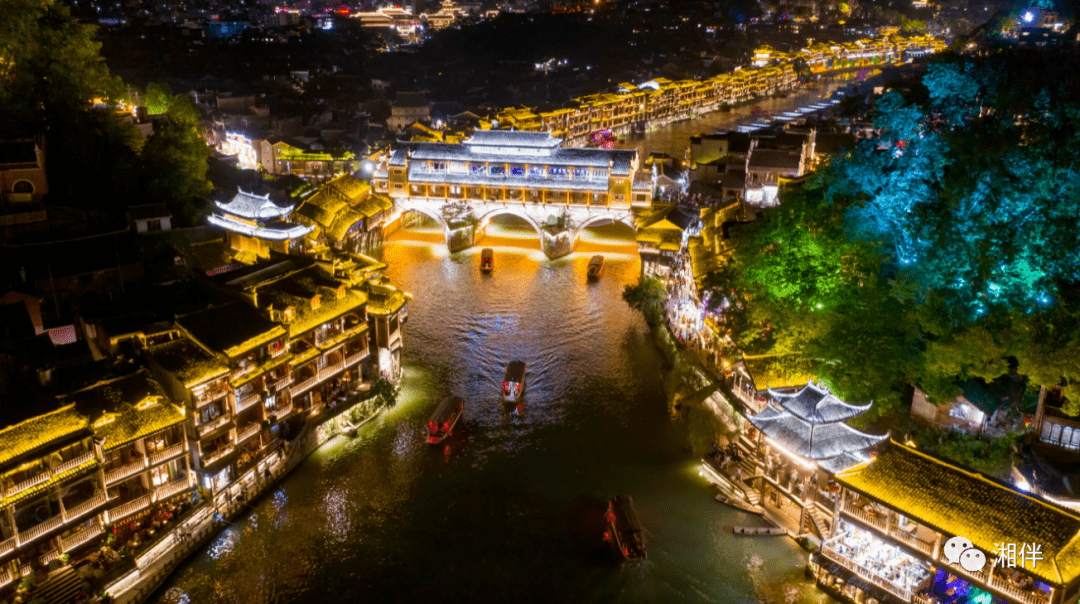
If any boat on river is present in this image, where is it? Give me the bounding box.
[587,255,604,280]
[605,495,646,560]
[502,361,526,403]
[480,248,494,273]
[428,396,464,444]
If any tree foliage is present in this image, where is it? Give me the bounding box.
[140,95,212,225]
[622,276,666,325]
[721,49,1080,416]
[0,0,117,137]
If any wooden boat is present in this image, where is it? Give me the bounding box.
[605,495,646,560]
[502,361,526,403]
[428,396,464,444]
[587,255,604,280]
[480,248,494,273]
[727,525,787,535]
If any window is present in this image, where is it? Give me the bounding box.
[393,183,404,190]
[490,166,506,176]
[264,395,277,410]
[147,219,162,232]
[432,161,446,170]
[510,166,525,176]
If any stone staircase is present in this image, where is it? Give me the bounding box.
[36,566,84,604]
[806,503,830,540]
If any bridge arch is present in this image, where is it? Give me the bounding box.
[393,199,450,240]
[477,207,546,240]
[572,212,638,241]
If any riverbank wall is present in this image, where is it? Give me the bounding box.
[104,396,385,604]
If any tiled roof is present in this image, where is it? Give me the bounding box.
[59,371,185,450]
[405,142,635,168]
[216,189,295,219]
[365,281,410,316]
[147,337,229,389]
[748,149,802,172]
[748,405,888,460]
[95,399,186,451]
[766,380,873,423]
[0,406,88,468]
[837,441,1080,585]
[465,129,563,148]
[177,301,286,358]
[406,170,611,192]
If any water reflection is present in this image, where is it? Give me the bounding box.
[152,221,834,604]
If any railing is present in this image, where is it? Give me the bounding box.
[319,361,344,381]
[202,445,235,467]
[345,352,365,367]
[53,451,95,476]
[290,375,319,398]
[6,470,50,498]
[0,537,15,557]
[197,414,232,438]
[888,526,935,556]
[61,520,103,552]
[234,392,261,414]
[821,545,912,602]
[65,492,107,521]
[154,478,191,502]
[842,504,888,533]
[195,387,228,408]
[236,423,261,444]
[40,549,59,566]
[989,574,1048,604]
[105,458,147,486]
[912,592,937,604]
[0,567,11,588]
[19,514,64,546]
[108,495,152,523]
[266,404,293,421]
[270,376,291,393]
[149,443,185,467]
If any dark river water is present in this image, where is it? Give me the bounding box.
[151,86,858,603]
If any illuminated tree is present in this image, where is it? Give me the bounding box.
[141,95,212,225]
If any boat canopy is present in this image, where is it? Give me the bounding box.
[588,255,604,268]
[504,361,525,383]
[429,396,463,425]
[481,248,494,260]
[612,495,643,533]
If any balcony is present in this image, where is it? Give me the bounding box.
[65,493,107,522]
[0,567,11,588]
[108,495,152,523]
[202,445,235,467]
[821,544,912,602]
[5,470,50,498]
[290,374,319,398]
[0,537,15,557]
[105,458,148,486]
[39,549,59,567]
[195,387,228,408]
[842,504,888,533]
[19,514,64,546]
[197,414,232,438]
[319,361,344,382]
[149,443,185,467]
[234,392,261,414]
[154,478,191,502]
[270,375,291,393]
[345,351,365,367]
[53,451,94,476]
[236,423,261,444]
[888,526,935,556]
[266,404,293,422]
[61,520,103,552]
[989,573,1050,604]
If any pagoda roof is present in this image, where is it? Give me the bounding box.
[207,214,314,241]
[465,129,562,149]
[837,441,1080,586]
[766,380,872,423]
[748,405,888,461]
[216,189,295,220]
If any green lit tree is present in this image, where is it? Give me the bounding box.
[140,95,212,226]
[622,276,666,325]
[143,82,173,115]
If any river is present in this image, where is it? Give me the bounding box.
[151,87,853,604]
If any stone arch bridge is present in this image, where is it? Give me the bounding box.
[391,197,641,259]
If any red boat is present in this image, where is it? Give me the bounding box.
[428,396,464,444]
[480,248,494,273]
[605,495,646,560]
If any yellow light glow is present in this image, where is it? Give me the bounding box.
[765,437,817,470]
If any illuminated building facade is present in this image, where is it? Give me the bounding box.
[812,441,1080,604]
[0,371,192,591]
[294,175,395,254]
[207,189,314,263]
[372,130,655,209]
